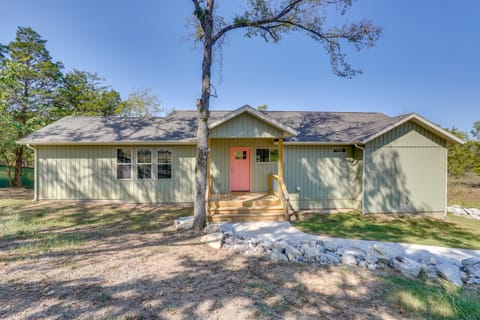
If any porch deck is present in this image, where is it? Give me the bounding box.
[207,192,286,222]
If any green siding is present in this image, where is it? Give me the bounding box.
[364,122,447,214]
[37,145,196,203]
[210,138,277,193]
[210,113,283,138]
[283,145,362,210]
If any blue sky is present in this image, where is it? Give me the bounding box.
[1,0,479,134]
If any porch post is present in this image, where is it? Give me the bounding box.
[278,138,283,181]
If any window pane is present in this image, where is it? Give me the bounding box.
[158,150,172,163]
[117,148,132,164]
[117,164,132,179]
[138,164,152,179]
[270,149,279,162]
[158,164,172,179]
[256,149,269,162]
[137,149,152,164]
[158,150,172,179]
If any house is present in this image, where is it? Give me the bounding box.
[17,105,463,221]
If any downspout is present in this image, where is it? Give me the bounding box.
[25,144,38,201]
[354,144,365,214]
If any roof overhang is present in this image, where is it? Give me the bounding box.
[209,105,298,137]
[361,113,464,145]
[16,140,197,146]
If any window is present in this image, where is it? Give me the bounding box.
[333,147,347,153]
[117,148,132,179]
[234,150,247,160]
[158,149,172,179]
[137,149,152,179]
[256,148,278,163]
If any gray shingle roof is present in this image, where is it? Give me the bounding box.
[17,108,443,145]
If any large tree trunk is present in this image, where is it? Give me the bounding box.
[193,0,214,231]
[14,147,23,187]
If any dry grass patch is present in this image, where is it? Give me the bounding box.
[1,189,479,319]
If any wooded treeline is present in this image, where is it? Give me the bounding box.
[0,26,161,187]
[448,123,480,178]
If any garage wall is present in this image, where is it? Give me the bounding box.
[364,121,447,214]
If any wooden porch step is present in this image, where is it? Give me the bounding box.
[208,199,281,209]
[208,212,286,223]
[208,205,284,215]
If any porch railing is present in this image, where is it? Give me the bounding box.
[269,174,290,220]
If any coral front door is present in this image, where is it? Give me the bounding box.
[230,147,251,192]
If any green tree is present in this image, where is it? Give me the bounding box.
[190,0,381,229]
[0,26,63,187]
[118,88,162,117]
[472,120,480,140]
[53,69,123,118]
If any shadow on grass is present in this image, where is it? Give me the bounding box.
[0,200,479,319]
[0,200,193,260]
[294,212,480,250]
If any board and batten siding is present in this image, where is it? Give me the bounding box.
[37,145,196,203]
[364,121,447,214]
[283,145,362,210]
[210,138,278,193]
[210,113,283,138]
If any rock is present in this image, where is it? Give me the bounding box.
[447,205,467,216]
[460,271,469,282]
[365,254,378,265]
[344,246,367,260]
[392,256,422,278]
[466,277,480,285]
[204,224,221,233]
[376,262,387,270]
[175,216,193,230]
[284,245,302,262]
[270,240,288,251]
[336,247,344,256]
[318,253,340,265]
[370,244,391,263]
[220,222,235,233]
[359,261,368,268]
[465,208,480,218]
[261,240,273,251]
[462,258,480,278]
[367,264,377,271]
[436,263,463,286]
[323,240,338,252]
[300,240,317,249]
[270,249,289,262]
[422,256,438,266]
[341,254,358,266]
[424,267,439,279]
[201,232,224,249]
[304,247,322,261]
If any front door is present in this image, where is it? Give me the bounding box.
[230,147,251,192]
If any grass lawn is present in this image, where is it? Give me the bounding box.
[294,211,480,250]
[0,190,479,319]
[0,165,34,189]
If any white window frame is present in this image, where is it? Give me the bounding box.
[157,149,173,180]
[137,148,153,180]
[116,148,133,180]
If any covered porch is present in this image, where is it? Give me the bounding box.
[204,106,297,222]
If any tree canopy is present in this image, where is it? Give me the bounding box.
[0,26,162,187]
[190,0,382,229]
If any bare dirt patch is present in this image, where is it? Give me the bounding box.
[1,197,477,319]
